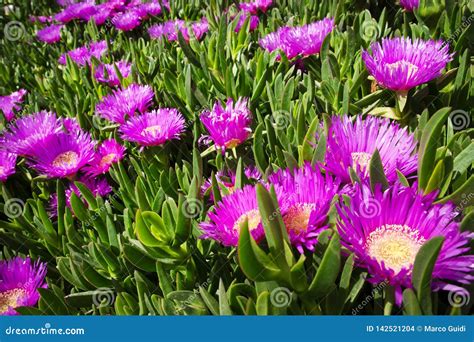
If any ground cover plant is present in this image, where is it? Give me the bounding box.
[0,0,473,316]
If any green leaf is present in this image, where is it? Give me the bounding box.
[256,291,269,315]
[402,288,422,315]
[418,107,451,190]
[218,279,232,315]
[199,286,219,315]
[369,149,389,192]
[412,236,444,315]
[308,233,341,299]
[237,219,280,281]
[135,210,162,247]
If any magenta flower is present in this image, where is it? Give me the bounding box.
[239,0,273,14]
[111,10,141,31]
[36,24,63,44]
[0,150,16,182]
[234,13,259,32]
[120,109,185,146]
[400,0,419,11]
[94,61,132,86]
[134,1,163,18]
[55,0,97,23]
[260,18,335,59]
[0,89,27,121]
[96,84,154,124]
[2,111,62,156]
[0,257,47,315]
[202,166,262,199]
[149,18,208,41]
[200,97,252,152]
[200,185,265,246]
[337,183,474,305]
[28,132,95,178]
[362,37,453,92]
[84,139,125,176]
[50,175,112,216]
[59,40,107,66]
[270,164,339,253]
[325,115,417,184]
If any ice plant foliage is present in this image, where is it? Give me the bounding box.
[0,257,47,315]
[96,84,154,124]
[260,18,335,59]
[0,89,26,121]
[200,98,252,152]
[337,183,474,305]
[120,109,186,146]
[200,185,265,246]
[325,115,417,183]
[362,37,453,92]
[271,164,339,253]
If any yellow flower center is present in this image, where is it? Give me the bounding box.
[385,60,419,76]
[283,203,316,232]
[0,288,27,314]
[233,209,261,232]
[224,138,242,149]
[99,153,117,167]
[52,151,79,168]
[366,224,425,273]
[142,125,161,137]
[351,152,372,175]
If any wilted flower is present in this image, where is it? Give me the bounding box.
[271,163,339,253]
[94,61,132,86]
[36,24,63,44]
[0,150,17,182]
[96,84,154,124]
[120,109,185,146]
[0,89,27,121]
[200,185,265,246]
[400,0,419,11]
[337,183,474,305]
[28,131,95,178]
[362,37,453,92]
[2,111,62,156]
[260,18,335,59]
[325,115,417,184]
[200,97,252,152]
[0,257,47,315]
[84,139,125,175]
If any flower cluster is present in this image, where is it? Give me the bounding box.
[58,40,108,66]
[148,18,209,41]
[0,257,47,316]
[260,18,335,59]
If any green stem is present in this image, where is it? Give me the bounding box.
[384,285,395,316]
